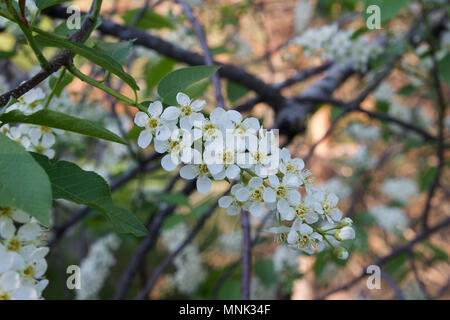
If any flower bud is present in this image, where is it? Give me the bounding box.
[334,226,355,241]
[334,246,349,260]
[339,217,353,227]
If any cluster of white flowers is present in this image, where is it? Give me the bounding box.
[345,145,377,170]
[290,24,383,71]
[135,92,355,259]
[2,88,61,158]
[294,0,312,33]
[369,205,409,234]
[273,245,300,274]
[218,231,243,253]
[161,223,207,295]
[347,122,381,142]
[0,207,49,300]
[250,276,276,300]
[387,103,433,137]
[381,178,419,205]
[373,83,395,102]
[319,177,351,200]
[76,233,120,300]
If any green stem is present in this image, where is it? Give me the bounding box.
[66,64,137,107]
[43,68,66,109]
[5,1,50,69]
[310,224,335,249]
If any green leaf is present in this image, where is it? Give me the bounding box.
[0,109,127,144]
[161,213,189,230]
[49,72,74,97]
[0,50,15,59]
[183,79,210,100]
[0,134,52,226]
[418,166,437,191]
[122,9,174,30]
[93,40,135,64]
[154,192,190,207]
[217,278,241,300]
[254,259,277,288]
[364,0,412,23]
[34,34,139,91]
[158,66,220,105]
[35,0,69,10]
[32,154,147,237]
[145,57,176,92]
[397,84,416,96]
[438,53,450,85]
[227,80,249,103]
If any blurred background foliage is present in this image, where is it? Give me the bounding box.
[1,0,449,300]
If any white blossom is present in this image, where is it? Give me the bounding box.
[76,234,120,300]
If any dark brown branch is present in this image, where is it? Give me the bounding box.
[240,210,252,300]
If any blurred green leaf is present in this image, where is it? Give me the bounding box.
[155,192,190,207]
[364,0,412,23]
[217,278,241,300]
[227,81,250,103]
[418,166,437,191]
[35,0,69,10]
[158,66,220,105]
[93,40,135,64]
[438,54,450,85]
[145,57,176,92]
[254,259,277,287]
[0,134,52,227]
[122,9,173,30]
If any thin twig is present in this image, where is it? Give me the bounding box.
[175,0,225,108]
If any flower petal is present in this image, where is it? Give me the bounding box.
[148,101,163,117]
[196,176,212,194]
[137,130,152,149]
[176,92,191,106]
[161,106,181,121]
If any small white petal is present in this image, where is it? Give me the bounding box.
[180,165,198,180]
[148,101,163,117]
[227,110,242,123]
[218,196,233,208]
[249,203,263,217]
[176,92,191,106]
[161,154,178,171]
[191,100,206,111]
[155,126,171,141]
[235,188,250,202]
[225,165,240,179]
[18,223,41,241]
[263,188,276,203]
[137,130,153,149]
[41,132,55,148]
[196,177,212,194]
[268,175,280,187]
[248,177,263,189]
[134,111,149,127]
[161,106,181,121]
